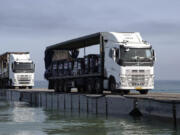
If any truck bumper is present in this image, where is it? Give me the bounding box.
[118,86,154,90]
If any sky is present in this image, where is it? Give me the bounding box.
[0,0,180,81]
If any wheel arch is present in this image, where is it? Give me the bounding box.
[109,75,116,82]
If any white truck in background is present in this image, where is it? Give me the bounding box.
[0,52,35,89]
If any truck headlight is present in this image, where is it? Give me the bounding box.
[126,69,131,75]
[120,77,126,82]
[148,76,154,87]
[13,79,17,84]
[151,79,154,86]
[120,77,127,86]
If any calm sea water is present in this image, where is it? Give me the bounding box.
[0,80,180,135]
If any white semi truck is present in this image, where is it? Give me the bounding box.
[0,52,35,89]
[44,32,155,94]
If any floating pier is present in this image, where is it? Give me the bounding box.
[1,89,180,126]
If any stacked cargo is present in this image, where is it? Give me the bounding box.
[73,58,84,75]
[58,60,64,76]
[45,54,101,77]
[85,55,100,74]
[46,54,101,79]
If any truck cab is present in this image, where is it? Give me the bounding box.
[9,53,35,88]
[103,32,155,94]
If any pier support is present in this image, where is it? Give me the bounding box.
[2,89,180,126]
[129,99,142,117]
[172,102,177,128]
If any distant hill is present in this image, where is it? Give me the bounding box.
[34,80,48,88]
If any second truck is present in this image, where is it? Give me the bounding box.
[0,52,35,89]
[44,32,155,94]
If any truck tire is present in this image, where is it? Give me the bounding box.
[109,77,116,92]
[54,81,59,92]
[15,86,19,89]
[0,80,1,88]
[123,90,130,95]
[76,79,85,93]
[95,79,102,94]
[9,80,13,89]
[77,86,84,93]
[139,90,148,94]
[86,79,94,93]
[48,80,54,89]
[64,80,70,93]
[59,80,64,92]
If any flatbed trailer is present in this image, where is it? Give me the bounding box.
[45,33,105,93]
[49,73,101,80]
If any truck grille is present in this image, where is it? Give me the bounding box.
[17,75,31,80]
[131,75,145,86]
[17,75,31,84]
[19,81,30,84]
[126,70,149,87]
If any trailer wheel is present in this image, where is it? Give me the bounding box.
[4,79,8,89]
[139,90,148,94]
[8,80,13,89]
[48,80,54,89]
[86,79,94,93]
[0,80,1,88]
[78,79,86,93]
[109,77,116,92]
[15,86,19,89]
[54,81,59,92]
[59,80,64,92]
[123,90,130,95]
[95,79,102,94]
[78,86,84,93]
[64,81,70,93]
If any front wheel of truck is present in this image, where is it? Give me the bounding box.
[123,90,130,95]
[139,90,148,94]
[109,77,116,92]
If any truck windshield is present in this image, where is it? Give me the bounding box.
[119,47,154,66]
[13,62,35,73]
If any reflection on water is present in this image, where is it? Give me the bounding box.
[0,98,179,135]
[12,102,46,123]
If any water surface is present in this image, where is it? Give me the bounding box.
[0,98,179,135]
[1,80,180,135]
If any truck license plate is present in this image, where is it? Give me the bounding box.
[136,87,142,90]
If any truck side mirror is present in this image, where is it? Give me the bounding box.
[12,63,15,72]
[152,49,156,61]
[111,48,116,62]
[152,49,156,60]
[125,48,129,52]
[34,64,35,72]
